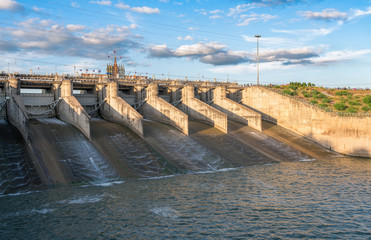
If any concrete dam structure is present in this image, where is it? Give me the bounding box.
[0,74,369,193]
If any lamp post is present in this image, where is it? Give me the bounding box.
[255,35,261,86]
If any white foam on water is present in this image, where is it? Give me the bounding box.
[298,158,317,162]
[194,167,239,175]
[58,194,108,205]
[0,190,43,198]
[30,208,55,214]
[138,175,176,181]
[150,206,179,219]
[92,180,125,187]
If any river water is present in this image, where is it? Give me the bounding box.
[0,156,370,239]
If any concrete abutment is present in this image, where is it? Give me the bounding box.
[101,81,144,137]
[142,83,189,135]
[181,85,228,133]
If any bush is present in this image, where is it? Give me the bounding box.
[348,101,361,106]
[335,90,352,96]
[317,93,327,99]
[303,94,311,98]
[363,95,371,104]
[282,89,292,95]
[362,106,370,112]
[301,90,308,95]
[346,107,358,113]
[334,102,347,111]
[318,103,328,108]
[310,100,318,104]
[322,98,331,104]
[311,90,319,96]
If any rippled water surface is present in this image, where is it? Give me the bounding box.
[0,157,370,239]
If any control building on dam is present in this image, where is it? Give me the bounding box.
[0,72,370,190]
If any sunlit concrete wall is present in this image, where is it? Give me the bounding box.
[101,82,143,137]
[142,83,188,135]
[243,86,371,157]
[181,85,228,133]
[213,86,262,132]
[57,80,90,139]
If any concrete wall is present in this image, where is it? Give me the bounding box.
[74,94,97,105]
[5,78,30,142]
[6,94,30,143]
[181,85,228,133]
[120,93,136,106]
[101,82,144,137]
[57,80,91,139]
[212,86,262,132]
[0,93,6,118]
[142,83,188,135]
[243,86,371,157]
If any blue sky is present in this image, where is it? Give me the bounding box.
[0,0,371,87]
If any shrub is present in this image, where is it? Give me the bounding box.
[303,94,311,98]
[311,90,319,96]
[322,98,331,104]
[362,106,370,112]
[301,90,308,95]
[348,101,361,106]
[334,102,347,111]
[363,95,371,104]
[310,100,318,104]
[346,107,358,113]
[282,89,292,95]
[317,93,327,99]
[335,90,352,96]
[318,103,328,108]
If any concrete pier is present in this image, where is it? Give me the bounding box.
[181,85,228,133]
[101,81,144,137]
[212,86,262,132]
[57,80,91,139]
[142,83,188,135]
[5,77,30,142]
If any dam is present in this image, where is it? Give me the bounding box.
[0,73,369,193]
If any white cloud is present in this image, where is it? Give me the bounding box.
[0,0,24,12]
[210,15,222,20]
[66,24,86,32]
[131,6,160,14]
[115,2,160,14]
[308,49,371,65]
[115,2,130,10]
[174,42,226,56]
[177,35,194,41]
[0,19,139,60]
[210,10,223,15]
[90,0,111,6]
[238,13,278,26]
[71,2,79,8]
[349,6,371,19]
[301,8,347,21]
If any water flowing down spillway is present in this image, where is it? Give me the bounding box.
[29,118,119,185]
[143,120,230,172]
[90,118,180,178]
[226,120,315,162]
[0,120,41,195]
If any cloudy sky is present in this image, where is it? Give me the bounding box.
[0,0,371,87]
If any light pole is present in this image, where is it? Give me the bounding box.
[255,35,261,86]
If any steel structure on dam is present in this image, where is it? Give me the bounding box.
[0,73,369,191]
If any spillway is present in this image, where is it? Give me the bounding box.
[90,118,180,178]
[143,120,228,172]
[29,118,118,185]
[188,120,283,166]
[0,120,41,195]
[227,120,313,162]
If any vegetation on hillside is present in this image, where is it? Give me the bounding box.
[269,82,371,114]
